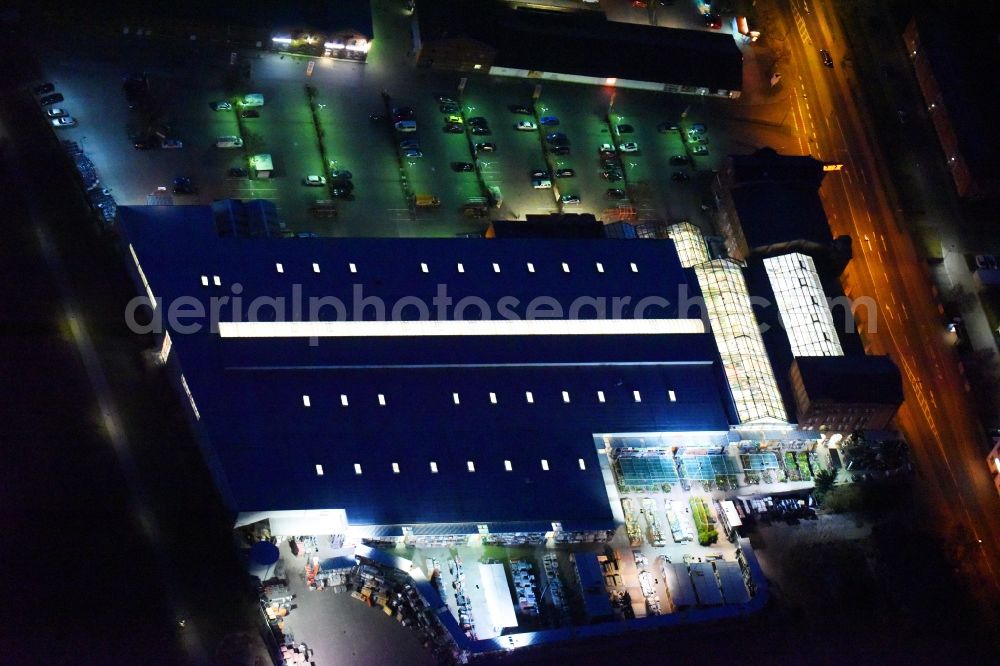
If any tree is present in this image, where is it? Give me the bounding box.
[814,469,837,497]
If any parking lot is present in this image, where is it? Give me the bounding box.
[35,6,742,239]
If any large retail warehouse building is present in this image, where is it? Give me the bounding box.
[118,206,738,537]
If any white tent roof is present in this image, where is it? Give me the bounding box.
[479,563,518,629]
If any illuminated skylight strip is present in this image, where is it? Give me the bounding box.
[217,318,704,339]
[694,259,787,424]
[763,253,844,357]
[129,244,156,307]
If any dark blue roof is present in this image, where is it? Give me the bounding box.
[118,206,732,529]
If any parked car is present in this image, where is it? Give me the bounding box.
[210,101,232,111]
[161,138,183,149]
[227,167,248,179]
[172,177,195,194]
[443,123,464,133]
[692,146,709,156]
[303,175,327,186]
[51,116,77,128]
[403,148,423,158]
[657,121,680,133]
[392,106,415,120]
[394,120,417,132]
[439,103,459,114]
[435,94,457,104]
[39,93,63,106]
[602,170,623,182]
[133,136,159,150]
[508,104,532,114]
[515,121,537,131]
[599,143,616,155]
[551,145,570,155]
[33,82,55,95]
[467,116,489,127]
[470,125,492,135]
[532,178,552,189]
[671,171,690,182]
[451,162,475,172]
[561,194,581,204]
[820,49,834,68]
[45,107,67,118]
[703,13,722,29]
[539,116,559,126]
[690,122,707,133]
[545,132,568,144]
[399,139,420,149]
[670,154,690,165]
[620,142,640,153]
[475,142,496,153]
[240,109,260,118]
[530,169,550,179]
[444,114,463,125]
[606,188,627,200]
[369,112,386,122]
[617,124,634,134]
[556,168,575,178]
[329,169,353,180]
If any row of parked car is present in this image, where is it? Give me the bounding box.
[33,82,77,128]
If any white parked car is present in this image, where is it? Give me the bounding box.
[303,175,327,186]
[620,142,640,153]
[515,121,537,131]
[531,178,552,189]
[161,139,183,149]
[211,101,232,111]
[46,107,67,118]
[51,116,77,128]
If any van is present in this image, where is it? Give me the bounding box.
[415,194,440,207]
[241,93,264,107]
[394,120,417,133]
[215,136,244,148]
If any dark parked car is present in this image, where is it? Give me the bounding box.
[172,177,195,194]
[671,171,690,182]
[530,169,550,179]
[508,104,532,114]
[606,188,627,200]
[439,103,459,114]
[820,49,834,68]
[451,162,475,172]
[470,126,492,135]
[556,168,575,178]
[467,116,489,127]
[443,123,464,133]
[669,154,690,165]
[550,145,571,155]
[617,124,634,134]
[602,170,623,182]
[657,121,680,133]
[39,93,64,106]
[392,106,415,120]
[240,109,260,118]
[33,82,55,95]
[227,167,249,179]
[133,136,159,150]
[539,116,559,126]
[475,142,496,152]
[545,132,568,144]
[330,169,353,180]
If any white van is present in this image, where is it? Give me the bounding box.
[241,93,264,107]
[394,120,417,133]
[215,136,244,148]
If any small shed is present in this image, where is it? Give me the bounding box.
[250,153,274,179]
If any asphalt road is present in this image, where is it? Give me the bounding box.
[778,0,1000,601]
